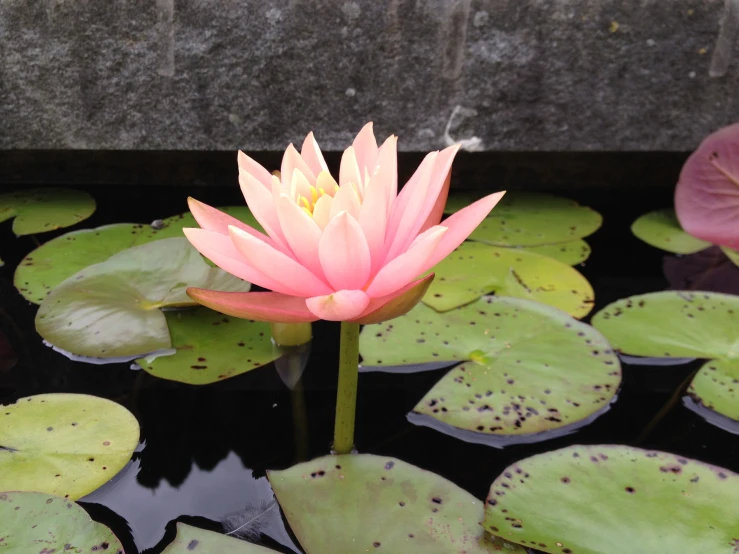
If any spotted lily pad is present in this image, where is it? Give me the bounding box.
[137,308,278,385]
[0,188,96,236]
[361,298,620,443]
[0,491,124,553]
[522,240,591,266]
[161,523,278,553]
[423,242,594,318]
[14,206,260,304]
[36,237,251,359]
[268,453,525,553]
[0,394,139,499]
[631,208,712,254]
[444,192,602,247]
[591,291,739,360]
[688,359,739,422]
[483,445,739,553]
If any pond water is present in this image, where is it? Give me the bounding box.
[1,177,738,553]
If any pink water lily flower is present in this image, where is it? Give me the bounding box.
[184,123,505,323]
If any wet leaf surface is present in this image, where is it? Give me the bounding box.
[161,522,279,553]
[444,192,602,247]
[688,359,739,422]
[0,188,96,236]
[423,242,594,318]
[0,394,139,499]
[0,490,124,553]
[483,445,739,554]
[137,308,278,385]
[14,206,261,304]
[268,453,526,553]
[361,298,620,441]
[631,208,712,254]
[35,238,251,359]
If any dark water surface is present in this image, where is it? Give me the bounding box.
[1,180,738,553]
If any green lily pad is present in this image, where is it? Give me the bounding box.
[723,246,739,267]
[161,523,279,553]
[137,308,279,385]
[0,491,124,553]
[591,291,739,360]
[15,206,261,304]
[483,445,739,554]
[423,242,594,318]
[688,358,739,422]
[268,453,525,553]
[522,240,591,266]
[35,237,251,359]
[444,192,602,247]
[0,188,96,236]
[631,208,712,254]
[0,393,139,500]
[361,298,620,443]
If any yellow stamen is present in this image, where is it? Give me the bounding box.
[310,186,318,205]
[300,196,311,211]
[302,206,313,217]
[318,187,326,197]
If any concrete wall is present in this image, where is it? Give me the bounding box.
[1,0,738,151]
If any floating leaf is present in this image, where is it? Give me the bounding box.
[631,208,711,254]
[483,445,739,554]
[268,453,525,553]
[137,308,278,385]
[688,359,739,422]
[0,491,124,553]
[36,237,251,359]
[423,242,594,318]
[15,206,261,304]
[444,192,602,247]
[522,240,591,265]
[361,298,620,442]
[0,394,139,499]
[161,522,278,553]
[675,121,739,251]
[0,188,96,235]
[591,291,739,360]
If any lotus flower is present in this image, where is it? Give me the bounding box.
[675,121,739,251]
[184,123,504,323]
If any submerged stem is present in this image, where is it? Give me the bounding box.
[333,321,360,455]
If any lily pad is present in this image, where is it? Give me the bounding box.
[15,206,261,304]
[361,298,620,443]
[0,491,124,553]
[522,240,591,266]
[444,192,602,247]
[591,291,739,360]
[161,523,278,553]
[631,208,712,254]
[36,237,251,359]
[423,242,594,318]
[688,359,739,422]
[0,393,139,499]
[0,188,96,235]
[268,453,525,554]
[483,445,739,554]
[137,308,279,385]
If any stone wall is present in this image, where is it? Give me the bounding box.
[1,0,738,151]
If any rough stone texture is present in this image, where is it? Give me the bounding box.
[1,0,738,151]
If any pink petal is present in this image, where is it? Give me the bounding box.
[281,143,317,187]
[318,212,371,290]
[306,289,371,321]
[339,146,363,191]
[357,174,388,273]
[329,183,361,219]
[275,193,324,278]
[419,163,452,233]
[229,225,332,297]
[183,228,300,295]
[423,192,506,269]
[300,132,328,176]
[675,122,739,250]
[366,225,447,297]
[371,135,398,212]
[188,197,275,246]
[238,170,291,253]
[237,151,273,188]
[352,122,379,178]
[351,274,434,324]
[187,289,318,323]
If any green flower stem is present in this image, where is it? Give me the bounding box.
[333,321,360,454]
